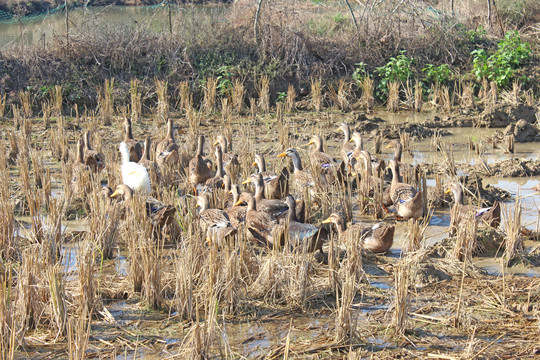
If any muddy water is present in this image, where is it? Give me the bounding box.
[0,5,228,50]
[348,111,540,277]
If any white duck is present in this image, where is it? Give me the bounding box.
[119,141,151,195]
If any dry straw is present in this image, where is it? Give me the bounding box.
[52,85,62,116]
[359,77,374,111]
[257,75,270,113]
[310,78,322,111]
[155,79,169,123]
[18,90,32,118]
[414,80,423,112]
[98,78,114,126]
[386,81,399,112]
[285,84,296,113]
[202,77,217,113]
[177,80,192,114]
[130,79,142,123]
[231,78,245,113]
[502,195,523,267]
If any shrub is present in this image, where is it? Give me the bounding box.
[375,51,414,101]
[471,31,531,88]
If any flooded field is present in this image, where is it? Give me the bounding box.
[2,104,540,359]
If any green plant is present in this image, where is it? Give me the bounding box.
[276,91,287,103]
[333,12,346,24]
[375,51,414,101]
[463,26,487,44]
[352,62,368,85]
[422,64,451,85]
[215,65,234,98]
[471,31,531,88]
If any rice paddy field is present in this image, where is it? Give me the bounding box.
[0,88,539,359]
[0,0,539,358]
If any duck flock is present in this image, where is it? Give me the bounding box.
[72,117,501,255]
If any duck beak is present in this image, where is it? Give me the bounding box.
[385,143,393,149]
[213,141,219,146]
[234,200,243,206]
[303,141,313,148]
[110,191,119,198]
[444,188,452,194]
[242,179,251,185]
[321,217,332,224]
[349,139,355,142]
[277,152,287,158]
[252,161,257,167]
[228,190,232,194]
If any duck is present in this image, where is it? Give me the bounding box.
[72,138,95,193]
[188,135,212,192]
[119,141,151,195]
[242,172,289,219]
[203,145,225,193]
[321,213,394,253]
[196,194,237,244]
[226,184,248,228]
[445,182,501,228]
[138,137,162,187]
[386,139,403,163]
[110,184,179,241]
[387,159,423,219]
[354,150,393,208]
[82,130,105,172]
[306,134,338,169]
[253,154,289,199]
[338,122,356,165]
[213,135,240,181]
[277,148,315,192]
[234,193,282,249]
[123,117,143,163]
[284,195,327,253]
[221,175,235,209]
[306,135,340,184]
[156,118,179,168]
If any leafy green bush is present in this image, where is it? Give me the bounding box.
[471,30,531,88]
[422,64,452,85]
[374,51,414,101]
[352,62,369,85]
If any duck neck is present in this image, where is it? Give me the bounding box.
[77,140,84,163]
[120,144,131,164]
[257,156,266,172]
[220,137,228,153]
[167,119,174,141]
[84,131,93,151]
[254,176,265,200]
[231,186,239,204]
[290,152,303,172]
[125,120,134,140]
[143,139,151,161]
[196,136,204,157]
[394,142,402,162]
[334,217,346,236]
[314,138,323,153]
[287,198,297,222]
[215,148,224,178]
[361,153,372,175]
[453,187,463,205]
[342,124,350,144]
[247,197,257,211]
[390,162,401,187]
